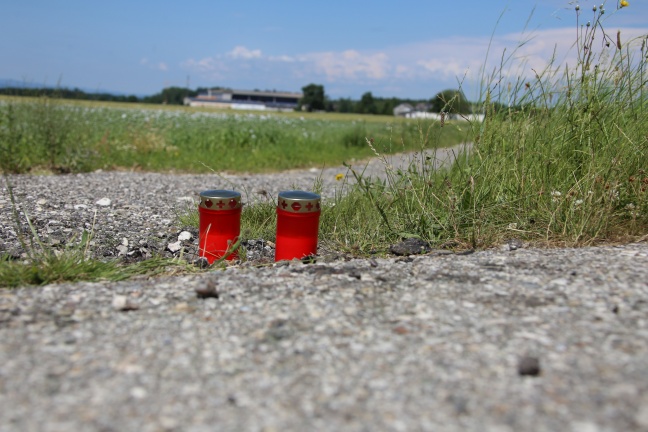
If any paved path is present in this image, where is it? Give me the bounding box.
[2,145,648,431]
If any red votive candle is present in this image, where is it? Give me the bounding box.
[198,190,242,263]
[275,190,321,261]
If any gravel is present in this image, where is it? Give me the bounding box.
[2,145,648,431]
[0,145,468,263]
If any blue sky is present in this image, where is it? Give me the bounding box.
[1,0,646,100]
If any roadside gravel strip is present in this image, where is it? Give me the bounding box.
[2,147,648,431]
[0,145,469,262]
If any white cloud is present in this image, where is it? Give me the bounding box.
[228,46,262,59]
[300,50,390,80]
[140,57,169,72]
[388,26,647,87]
[182,57,217,72]
[179,26,648,97]
[269,54,295,62]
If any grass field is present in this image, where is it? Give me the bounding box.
[0,96,467,174]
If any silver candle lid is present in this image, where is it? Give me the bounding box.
[199,190,242,210]
[277,190,321,213]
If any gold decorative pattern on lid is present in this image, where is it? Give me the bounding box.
[277,190,321,213]
[199,190,242,210]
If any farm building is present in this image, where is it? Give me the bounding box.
[184,89,303,111]
[393,103,414,117]
[393,102,484,122]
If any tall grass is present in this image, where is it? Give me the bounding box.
[327,3,647,250]
[0,98,466,174]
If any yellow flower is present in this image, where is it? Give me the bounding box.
[335,173,344,181]
[620,0,629,7]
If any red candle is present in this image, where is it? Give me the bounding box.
[275,190,321,261]
[198,190,242,263]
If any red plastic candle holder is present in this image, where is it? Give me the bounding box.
[275,190,321,261]
[198,190,242,263]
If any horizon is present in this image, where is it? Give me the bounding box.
[1,1,647,101]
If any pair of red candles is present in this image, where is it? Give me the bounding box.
[198,189,321,263]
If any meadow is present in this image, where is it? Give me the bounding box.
[1,2,647,287]
[0,97,466,174]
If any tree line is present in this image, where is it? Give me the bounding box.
[0,86,206,105]
[298,84,475,115]
[0,83,477,115]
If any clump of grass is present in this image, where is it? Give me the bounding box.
[0,95,99,174]
[333,2,647,249]
[0,251,195,288]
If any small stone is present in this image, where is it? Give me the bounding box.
[507,238,524,251]
[393,325,409,335]
[264,318,292,341]
[518,356,541,376]
[173,302,195,313]
[112,295,139,311]
[178,231,192,241]
[193,257,210,269]
[524,296,547,308]
[74,204,88,210]
[570,421,600,432]
[389,238,431,256]
[167,241,182,253]
[195,281,219,299]
[130,387,148,399]
[96,198,112,206]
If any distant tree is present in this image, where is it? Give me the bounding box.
[430,89,471,114]
[357,91,377,114]
[299,84,325,111]
[336,98,355,113]
[378,97,399,115]
[0,86,145,103]
[142,87,198,105]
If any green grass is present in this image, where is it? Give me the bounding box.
[0,96,467,174]
[0,252,194,288]
[317,3,648,250]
